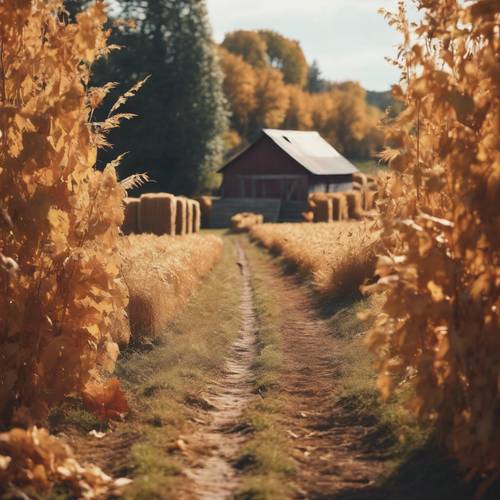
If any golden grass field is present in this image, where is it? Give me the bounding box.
[119,233,223,342]
[250,221,380,297]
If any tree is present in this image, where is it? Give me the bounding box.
[222,30,268,68]
[218,47,257,137]
[63,0,91,21]
[307,60,329,93]
[252,67,289,132]
[283,85,313,130]
[95,0,228,194]
[257,30,308,88]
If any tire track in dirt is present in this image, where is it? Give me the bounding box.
[183,240,257,499]
[245,243,388,499]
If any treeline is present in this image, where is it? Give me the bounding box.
[219,30,385,161]
[69,0,392,195]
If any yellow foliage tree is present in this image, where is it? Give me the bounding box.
[367,0,499,486]
[0,0,129,425]
[218,47,257,132]
[253,67,290,130]
[283,85,313,130]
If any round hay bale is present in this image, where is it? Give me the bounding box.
[192,200,201,234]
[175,197,188,236]
[365,190,378,211]
[195,196,212,228]
[185,199,194,234]
[353,172,368,188]
[139,193,176,236]
[330,193,348,221]
[314,199,333,223]
[302,211,314,222]
[345,191,364,219]
[123,197,140,235]
[230,212,263,233]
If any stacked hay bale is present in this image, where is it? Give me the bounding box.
[344,191,364,219]
[196,196,212,228]
[231,212,264,233]
[364,175,378,211]
[330,193,348,221]
[192,200,201,234]
[175,197,188,236]
[307,192,349,222]
[139,193,177,236]
[123,197,140,234]
[122,192,204,236]
[185,199,194,235]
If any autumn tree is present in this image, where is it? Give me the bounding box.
[252,67,290,133]
[219,29,384,159]
[258,30,308,87]
[283,85,313,130]
[218,47,257,138]
[222,30,268,68]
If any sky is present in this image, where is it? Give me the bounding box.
[206,0,410,92]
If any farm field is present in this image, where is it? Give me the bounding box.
[0,0,498,498]
[250,222,379,297]
[42,232,487,500]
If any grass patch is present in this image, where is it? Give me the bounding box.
[113,234,243,497]
[352,159,388,176]
[235,239,295,500]
[50,232,242,498]
[49,399,107,434]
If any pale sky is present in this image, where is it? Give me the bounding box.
[206,0,413,91]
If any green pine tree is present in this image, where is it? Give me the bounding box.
[95,0,228,194]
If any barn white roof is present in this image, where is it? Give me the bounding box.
[263,129,358,176]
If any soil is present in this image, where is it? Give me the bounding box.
[181,240,258,499]
[254,248,387,498]
[63,236,388,499]
[180,238,387,499]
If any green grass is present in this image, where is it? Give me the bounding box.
[48,234,242,498]
[116,235,243,498]
[353,159,388,176]
[235,240,295,500]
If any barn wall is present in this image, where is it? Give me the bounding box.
[222,136,307,177]
[220,136,353,201]
[221,136,309,199]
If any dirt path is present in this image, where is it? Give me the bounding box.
[244,241,387,499]
[183,241,258,499]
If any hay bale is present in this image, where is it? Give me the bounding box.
[314,199,333,223]
[302,211,314,222]
[195,196,212,228]
[186,200,194,234]
[353,172,368,189]
[231,212,263,233]
[345,191,364,219]
[175,197,188,236]
[192,200,201,234]
[365,190,378,211]
[330,193,348,221]
[139,193,176,236]
[123,197,140,235]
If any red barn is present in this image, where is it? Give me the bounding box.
[211,129,359,226]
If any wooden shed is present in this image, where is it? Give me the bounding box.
[219,129,359,202]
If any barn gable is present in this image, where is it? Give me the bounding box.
[261,129,358,176]
[220,129,358,177]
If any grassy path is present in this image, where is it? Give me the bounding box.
[184,241,258,498]
[53,232,482,499]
